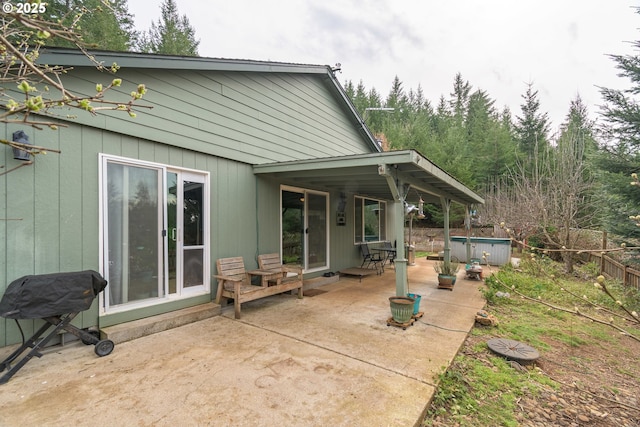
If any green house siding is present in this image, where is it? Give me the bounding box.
[50,67,373,164]
[1,52,381,348]
[0,122,259,346]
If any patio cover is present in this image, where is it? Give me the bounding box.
[254,150,484,297]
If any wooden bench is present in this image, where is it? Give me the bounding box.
[214,256,303,319]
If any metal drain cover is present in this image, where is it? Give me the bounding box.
[487,338,540,362]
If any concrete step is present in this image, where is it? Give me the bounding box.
[101,303,221,344]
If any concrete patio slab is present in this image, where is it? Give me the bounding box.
[0,257,488,427]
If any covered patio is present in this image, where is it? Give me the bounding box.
[254,149,485,296]
[0,256,489,426]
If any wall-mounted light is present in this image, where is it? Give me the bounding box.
[12,130,31,161]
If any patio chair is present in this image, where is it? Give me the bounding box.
[360,243,382,273]
[382,241,397,266]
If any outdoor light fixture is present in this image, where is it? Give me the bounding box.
[12,130,31,161]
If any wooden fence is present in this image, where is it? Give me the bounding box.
[511,236,640,291]
[579,251,640,291]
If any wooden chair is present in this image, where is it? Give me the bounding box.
[257,253,283,273]
[258,253,305,289]
[214,256,303,319]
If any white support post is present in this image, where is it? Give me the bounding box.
[441,197,451,267]
[392,197,408,296]
[379,164,409,297]
[465,205,472,264]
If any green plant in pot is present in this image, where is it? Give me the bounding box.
[434,258,459,289]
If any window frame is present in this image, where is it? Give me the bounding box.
[354,196,387,244]
[98,154,210,315]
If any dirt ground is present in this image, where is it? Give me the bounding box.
[517,332,640,427]
[428,328,640,427]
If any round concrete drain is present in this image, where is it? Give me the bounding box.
[487,338,540,363]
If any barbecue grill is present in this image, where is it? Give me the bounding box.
[0,270,114,385]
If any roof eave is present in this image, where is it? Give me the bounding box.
[36,47,382,153]
[36,47,330,74]
[254,150,484,206]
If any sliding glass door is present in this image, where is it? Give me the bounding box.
[306,192,327,270]
[106,162,163,305]
[102,156,209,312]
[281,187,329,272]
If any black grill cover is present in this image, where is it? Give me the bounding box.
[0,270,107,319]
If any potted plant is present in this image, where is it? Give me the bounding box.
[434,258,459,289]
[388,296,415,324]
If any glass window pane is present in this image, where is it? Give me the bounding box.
[354,197,363,243]
[107,162,161,306]
[183,248,204,288]
[183,181,203,246]
[307,192,327,269]
[354,197,386,243]
[379,202,386,241]
[282,190,304,265]
[167,172,178,294]
[364,199,380,241]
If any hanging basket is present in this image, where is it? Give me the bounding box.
[389,296,415,323]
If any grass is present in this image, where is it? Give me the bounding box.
[421,255,640,426]
[415,250,435,258]
[427,354,556,426]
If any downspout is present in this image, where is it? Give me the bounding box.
[379,164,409,296]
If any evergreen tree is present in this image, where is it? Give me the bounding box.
[597,8,640,240]
[343,80,354,98]
[384,76,412,144]
[435,96,450,117]
[362,87,384,131]
[514,82,551,157]
[560,95,598,157]
[407,84,429,114]
[43,0,137,51]
[466,89,495,144]
[595,150,640,239]
[599,9,640,151]
[342,74,524,226]
[465,90,516,186]
[138,0,199,56]
[385,76,406,109]
[449,73,471,122]
[352,81,370,114]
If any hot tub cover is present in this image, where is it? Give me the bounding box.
[0,270,107,319]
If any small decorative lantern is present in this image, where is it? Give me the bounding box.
[12,130,31,161]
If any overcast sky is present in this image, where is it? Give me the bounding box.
[129,0,639,131]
